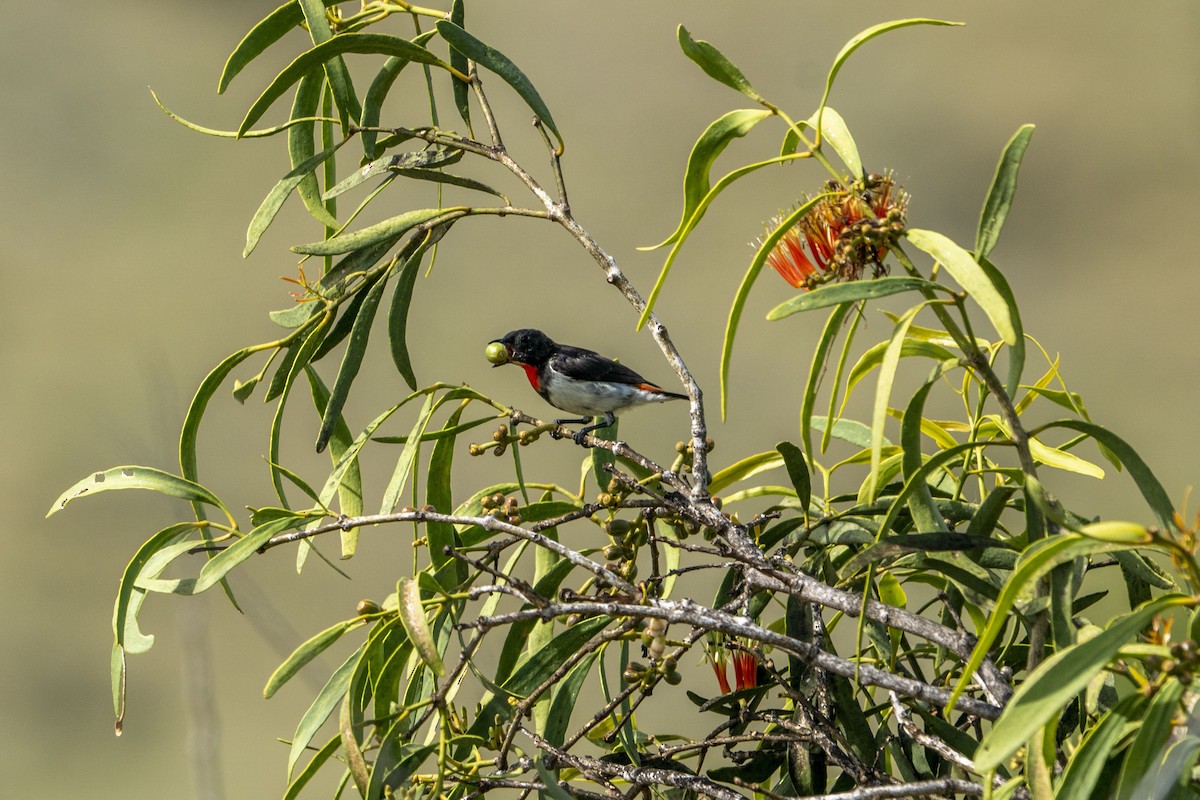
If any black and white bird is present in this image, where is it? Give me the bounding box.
[488,329,686,444]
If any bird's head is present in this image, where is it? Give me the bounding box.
[488,329,556,368]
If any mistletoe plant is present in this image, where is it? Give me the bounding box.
[49,3,1200,799]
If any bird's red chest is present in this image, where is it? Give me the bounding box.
[519,362,542,393]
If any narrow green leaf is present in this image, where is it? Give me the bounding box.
[269,303,318,330]
[379,392,438,514]
[976,255,1025,399]
[722,194,829,419]
[900,366,955,534]
[448,0,471,133]
[387,247,426,390]
[544,651,600,749]
[768,277,946,322]
[287,645,362,777]
[297,0,361,132]
[283,734,342,800]
[801,305,853,457]
[265,618,368,699]
[904,229,1016,344]
[590,417,618,494]
[245,139,346,257]
[397,577,444,677]
[435,21,560,152]
[238,33,454,137]
[111,644,125,730]
[866,304,928,501]
[315,277,387,453]
[677,26,765,103]
[976,124,1035,260]
[1056,694,1145,799]
[292,207,458,256]
[137,517,303,596]
[1028,436,1104,479]
[776,442,811,515]
[180,347,259,503]
[974,594,1194,772]
[289,68,340,230]
[49,466,227,518]
[1131,714,1200,800]
[361,29,439,159]
[709,451,784,495]
[643,109,772,251]
[427,406,465,573]
[305,368,364,557]
[1116,678,1186,800]
[267,318,331,506]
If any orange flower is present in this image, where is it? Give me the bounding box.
[733,650,758,691]
[761,172,909,291]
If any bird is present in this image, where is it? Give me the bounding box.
[487,329,687,445]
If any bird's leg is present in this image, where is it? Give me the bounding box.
[568,412,616,446]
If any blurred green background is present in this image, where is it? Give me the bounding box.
[10,2,1199,796]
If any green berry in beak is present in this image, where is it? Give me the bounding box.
[485,341,509,366]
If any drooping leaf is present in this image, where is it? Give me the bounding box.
[866,304,929,501]
[1115,678,1186,800]
[976,255,1025,399]
[947,533,1170,715]
[638,150,801,331]
[435,21,561,152]
[643,109,773,252]
[379,392,438,514]
[426,406,465,574]
[296,0,361,132]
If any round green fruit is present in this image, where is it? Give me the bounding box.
[485,342,509,365]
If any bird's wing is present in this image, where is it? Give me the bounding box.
[550,346,649,386]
